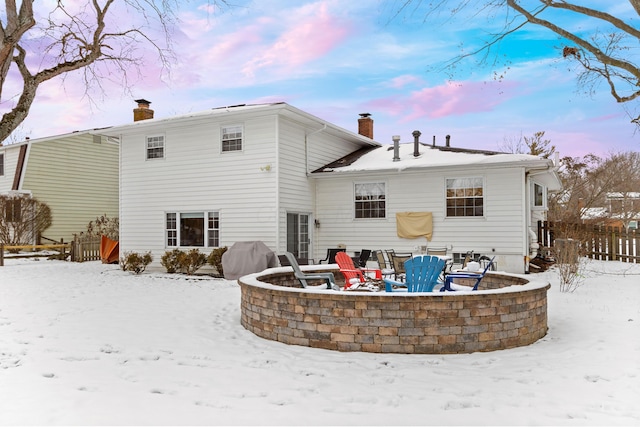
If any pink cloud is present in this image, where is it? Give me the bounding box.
[365,80,520,122]
[387,74,425,89]
[242,3,351,77]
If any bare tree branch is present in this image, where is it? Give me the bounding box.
[392,0,640,124]
[0,1,229,143]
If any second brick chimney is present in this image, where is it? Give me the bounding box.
[358,113,373,139]
[133,99,154,122]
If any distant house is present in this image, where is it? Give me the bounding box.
[104,102,561,274]
[0,130,119,243]
[581,192,640,231]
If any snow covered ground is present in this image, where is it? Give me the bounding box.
[1,257,638,425]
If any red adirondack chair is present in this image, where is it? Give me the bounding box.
[335,252,381,290]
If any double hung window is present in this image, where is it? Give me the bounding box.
[221,125,242,152]
[355,182,386,219]
[146,135,165,159]
[446,177,484,217]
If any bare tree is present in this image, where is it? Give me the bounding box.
[499,130,556,158]
[548,151,640,224]
[599,152,640,230]
[0,194,52,248]
[392,1,640,123]
[0,1,227,144]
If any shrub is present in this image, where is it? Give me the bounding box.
[161,249,184,273]
[120,251,153,274]
[208,246,228,277]
[181,249,207,275]
[85,214,119,241]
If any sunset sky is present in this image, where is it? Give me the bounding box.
[6,0,639,158]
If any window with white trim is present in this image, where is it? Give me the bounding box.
[355,182,386,218]
[146,135,165,159]
[221,125,242,152]
[0,153,4,176]
[446,177,484,217]
[534,183,545,207]
[165,211,220,247]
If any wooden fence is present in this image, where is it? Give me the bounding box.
[0,236,104,266]
[538,221,639,264]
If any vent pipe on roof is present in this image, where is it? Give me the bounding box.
[412,130,421,157]
[392,135,401,162]
[432,135,436,147]
[445,134,451,147]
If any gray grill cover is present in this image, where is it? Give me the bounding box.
[221,241,277,280]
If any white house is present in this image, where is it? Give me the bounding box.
[104,101,560,273]
[0,130,119,243]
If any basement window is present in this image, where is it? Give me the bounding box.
[446,177,484,217]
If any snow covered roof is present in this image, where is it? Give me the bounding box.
[0,128,115,148]
[313,141,555,173]
[102,102,379,148]
[581,207,608,220]
[606,192,640,199]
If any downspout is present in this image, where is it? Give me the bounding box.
[305,124,327,261]
[523,168,531,274]
[305,124,327,174]
[275,116,281,253]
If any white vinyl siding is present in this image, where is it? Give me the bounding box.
[19,134,119,242]
[314,167,526,272]
[118,112,280,263]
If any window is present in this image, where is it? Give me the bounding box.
[221,125,243,152]
[166,213,177,246]
[534,183,545,207]
[5,198,21,222]
[207,212,220,247]
[0,153,4,176]
[166,211,220,247]
[446,177,484,217]
[355,182,386,218]
[146,135,164,159]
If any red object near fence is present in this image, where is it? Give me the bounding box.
[100,235,119,264]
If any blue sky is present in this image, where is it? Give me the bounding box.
[9,0,639,157]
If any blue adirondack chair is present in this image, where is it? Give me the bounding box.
[440,256,496,292]
[383,255,445,292]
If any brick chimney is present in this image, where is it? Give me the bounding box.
[133,99,154,122]
[358,113,373,139]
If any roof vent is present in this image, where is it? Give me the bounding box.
[392,135,401,162]
[412,130,421,157]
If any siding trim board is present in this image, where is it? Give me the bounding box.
[12,144,27,191]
